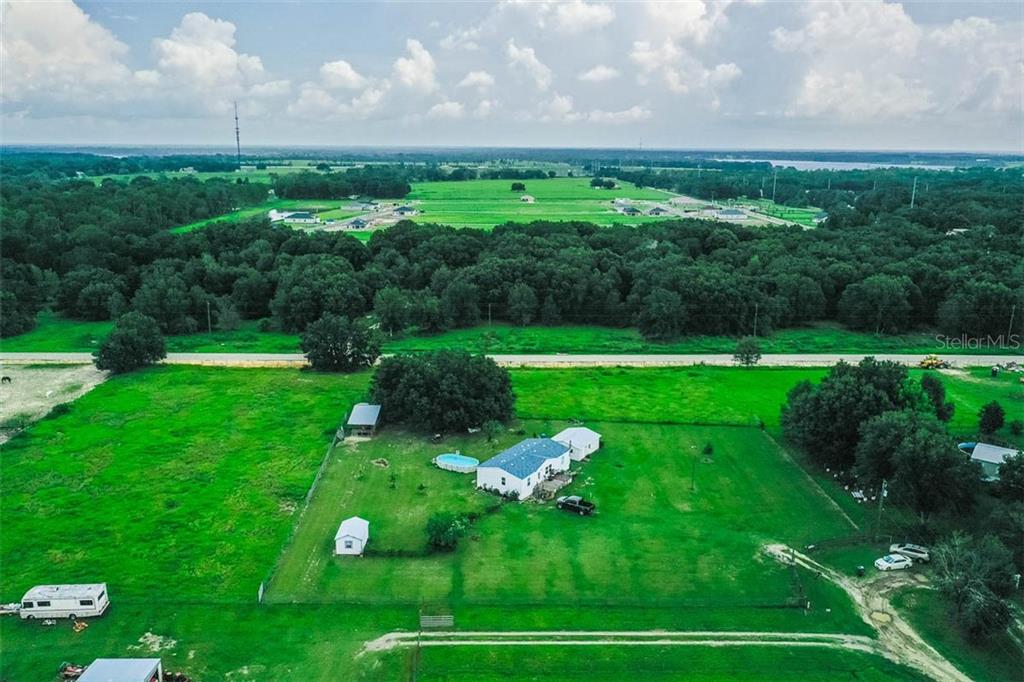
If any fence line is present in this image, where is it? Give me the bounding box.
[257,425,344,603]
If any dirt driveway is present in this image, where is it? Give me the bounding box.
[0,364,107,443]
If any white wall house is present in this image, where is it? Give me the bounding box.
[552,427,601,461]
[20,583,109,620]
[476,438,570,500]
[335,516,370,555]
[970,443,1021,481]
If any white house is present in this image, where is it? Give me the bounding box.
[79,659,163,682]
[970,443,1021,481]
[476,438,570,500]
[520,194,535,203]
[20,583,109,620]
[553,427,602,461]
[335,516,370,555]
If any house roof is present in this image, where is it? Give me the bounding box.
[552,427,601,449]
[347,403,381,427]
[23,583,106,600]
[970,442,1020,465]
[286,212,316,220]
[336,516,369,541]
[79,659,161,682]
[718,208,744,215]
[479,438,568,479]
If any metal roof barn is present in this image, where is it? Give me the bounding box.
[78,658,162,682]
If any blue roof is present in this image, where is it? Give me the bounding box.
[479,438,568,479]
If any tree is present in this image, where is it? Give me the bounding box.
[979,401,1005,434]
[425,512,469,551]
[373,287,411,335]
[932,533,1015,641]
[637,288,685,340]
[440,280,480,328]
[483,419,503,443]
[507,282,538,326]
[300,314,381,372]
[733,336,761,367]
[838,274,915,333]
[214,297,242,331]
[371,351,514,433]
[997,453,1024,502]
[410,292,447,334]
[510,182,526,192]
[920,374,955,422]
[93,312,166,374]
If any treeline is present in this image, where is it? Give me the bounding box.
[2,169,1021,342]
[0,152,241,179]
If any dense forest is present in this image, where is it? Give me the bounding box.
[1,154,1021,343]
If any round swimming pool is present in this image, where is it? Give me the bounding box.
[434,453,479,473]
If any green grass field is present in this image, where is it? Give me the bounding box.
[406,177,675,228]
[742,198,821,227]
[169,198,366,233]
[7,313,1020,357]
[1,365,1018,679]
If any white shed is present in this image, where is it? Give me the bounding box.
[553,427,602,461]
[520,194,535,203]
[79,659,162,682]
[335,516,370,555]
[970,443,1020,481]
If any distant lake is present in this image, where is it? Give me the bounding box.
[714,158,957,171]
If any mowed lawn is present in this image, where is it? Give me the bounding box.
[0,366,368,602]
[406,178,675,228]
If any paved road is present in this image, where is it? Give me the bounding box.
[1,352,1018,368]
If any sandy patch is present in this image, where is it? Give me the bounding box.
[130,631,177,652]
[0,364,107,443]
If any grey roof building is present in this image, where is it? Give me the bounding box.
[479,438,569,479]
[79,659,163,682]
[347,403,382,436]
[970,442,1020,481]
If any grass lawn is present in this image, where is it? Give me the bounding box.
[742,198,822,227]
[890,589,1024,682]
[169,198,366,233]
[406,177,676,229]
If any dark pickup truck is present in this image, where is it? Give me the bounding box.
[556,496,595,515]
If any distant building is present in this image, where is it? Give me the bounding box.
[394,205,417,216]
[178,167,197,174]
[813,211,829,224]
[347,403,381,437]
[969,443,1020,481]
[349,218,369,229]
[283,211,320,224]
[620,205,641,216]
[648,207,669,216]
[716,208,747,220]
[520,194,536,203]
[476,438,570,500]
[335,516,369,556]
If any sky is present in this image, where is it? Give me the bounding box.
[2,0,1021,151]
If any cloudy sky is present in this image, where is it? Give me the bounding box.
[2,1,1021,151]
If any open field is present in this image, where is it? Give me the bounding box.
[0,364,107,443]
[742,198,821,227]
[8,313,1022,357]
[169,198,364,233]
[406,177,675,228]
[1,365,1018,679]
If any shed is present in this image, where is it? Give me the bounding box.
[970,443,1020,481]
[476,438,570,500]
[552,427,602,461]
[648,207,668,216]
[335,516,370,555]
[349,217,369,229]
[717,208,746,220]
[395,205,417,215]
[520,194,535,203]
[347,403,381,437]
[79,659,162,682]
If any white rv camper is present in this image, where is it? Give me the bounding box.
[20,583,109,620]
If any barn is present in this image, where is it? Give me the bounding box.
[335,516,370,555]
[476,438,570,500]
[553,427,601,461]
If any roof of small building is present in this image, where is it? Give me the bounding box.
[285,212,316,220]
[79,659,161,682]
[970,442,1020,465]
[718,208,744,216]
[23,583,106,600]
[395,205,416,213]
[348,403,381,427]
[336,516,369,540]
[479,438,568,479]
[552,427,601,448]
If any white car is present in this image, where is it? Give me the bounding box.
[874,554,913,571]
[889,543,930,563]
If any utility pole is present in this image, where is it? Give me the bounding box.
[234,101,242,171]
[910,176,918,208]
[753,302,760,338]
[771,168,778,203]
[487,302,492,327]
[206,300,212,334]
[874,479,888,541]
[1008,304,1017,342]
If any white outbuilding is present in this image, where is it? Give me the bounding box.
[553,427,602,461]
[78,659,162,682]
[970,443,1021,481]
[476,438,570,500]
[335,516,370,555]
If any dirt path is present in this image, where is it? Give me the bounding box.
[0,364,107,443]
[763,544,969,682]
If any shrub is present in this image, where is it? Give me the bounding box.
[426,512,469,551]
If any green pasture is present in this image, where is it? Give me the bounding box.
[742,198,821,227]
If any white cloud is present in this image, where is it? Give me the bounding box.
[578,65,620,83]
[458,70,495,91]
[787,70,932,120]
[1,0,139,103]
[426,100,466,119]
[642,1,731,44]
[588,105,652,124]
[539,92,581,122]
[392,39,437,92]
[154,13,265,92]
[506,40,553,90]
[249,80,291,98]
[630,40,740,97]
[474,99,495,118]
[439,26,481,51]
[320,59,366,89]
[288,81,389,121]
[931,17,997,48]
[771,1,920,58]
[553,1,615,34]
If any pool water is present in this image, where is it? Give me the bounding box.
[435,453,479,473]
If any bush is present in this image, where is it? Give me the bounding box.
[94,312,166,374]
[1010,420,1023,436]
[979,401,1005,434]
[426,512,469,551]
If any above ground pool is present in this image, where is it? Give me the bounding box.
[434,453,479,473]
